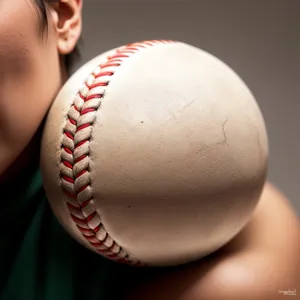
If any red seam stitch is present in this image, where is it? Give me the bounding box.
[77,124,90,131]
[63,161,73,169]
[74,154,87,164]
[76,169,87,178]
[95,71,114,78]
[84,235,98,242]
[69,118,76,125]
[124,47,139,51]
[75,140,88,148]
[67,202,81,211]
[100,62,121,68]
[81,198,92,208]
[94,225,101,233]
[90,82,109,89]
[78,184,89,194]
[129,44,146,48]
[63,147,73,154]
[61,40,176,266]
[108,54,129,59]
[77,225,94,233]
[86,211,97,222]
[85,94,103,102]
[117,50,135,54]
[79,93,85,101]
[85,81,109,90]
[90,241,104,247]
[71,214,88,225]
[65,132,74,140]
[107,59,122,63]
[81,108,95,115]
[63,190,77,199]
[63,176,74,184]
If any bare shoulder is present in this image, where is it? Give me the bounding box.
[126,183,300,300]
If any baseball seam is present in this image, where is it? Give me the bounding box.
[60,40,176,265]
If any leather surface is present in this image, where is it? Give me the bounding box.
[41,42,268,266]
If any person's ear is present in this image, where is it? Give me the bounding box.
[50,0,82,55]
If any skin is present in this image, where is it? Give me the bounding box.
[0,0,81,182]
[0,1,299,299]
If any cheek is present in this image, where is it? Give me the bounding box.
[0,2,62,172]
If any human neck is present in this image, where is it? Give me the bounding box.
[0,123,43,188]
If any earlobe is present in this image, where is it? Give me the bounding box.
[50,0,82,55]
[57,27,81,55]
[57,35,74,55]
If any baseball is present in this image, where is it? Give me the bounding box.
[40,40,268,267]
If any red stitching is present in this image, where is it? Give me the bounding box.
[63,176,74,184]
[124,47,139,51]
[65,132,74,140]
[81,108,95,115]
[91,82,109,89]
[85,94,103,102]
[108,54,129,60]
[78,184,89,194]
[100,62,121,69]
[71,214,88,225]
[91,241,104,247]
[108,59,122,63]
[69,118,76,125]
[81,199,92,208]
[86,82,109,89]
[95,71,114,78]
[76,170,87,178]
[94,225,101,233]
[85,235,99,242]
[63,190,77,199]
[87,211,97,222]
[75,140,88,148]
[117,50,135,55]
[63,161,73,169]
[64,147,72,154]
[67,202,81,211]
[79,93,85,101]
[74,154,87,163]
[77,124,91,131]
[60,40,176,266]
[77,226,93,233]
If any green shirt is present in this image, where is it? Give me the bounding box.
[0,163,143,300]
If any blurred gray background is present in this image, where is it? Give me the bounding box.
[75,0,300,214]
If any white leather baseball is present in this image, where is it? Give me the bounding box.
[40,40,268,267]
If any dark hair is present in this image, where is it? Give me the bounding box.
[35,0,80,74]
